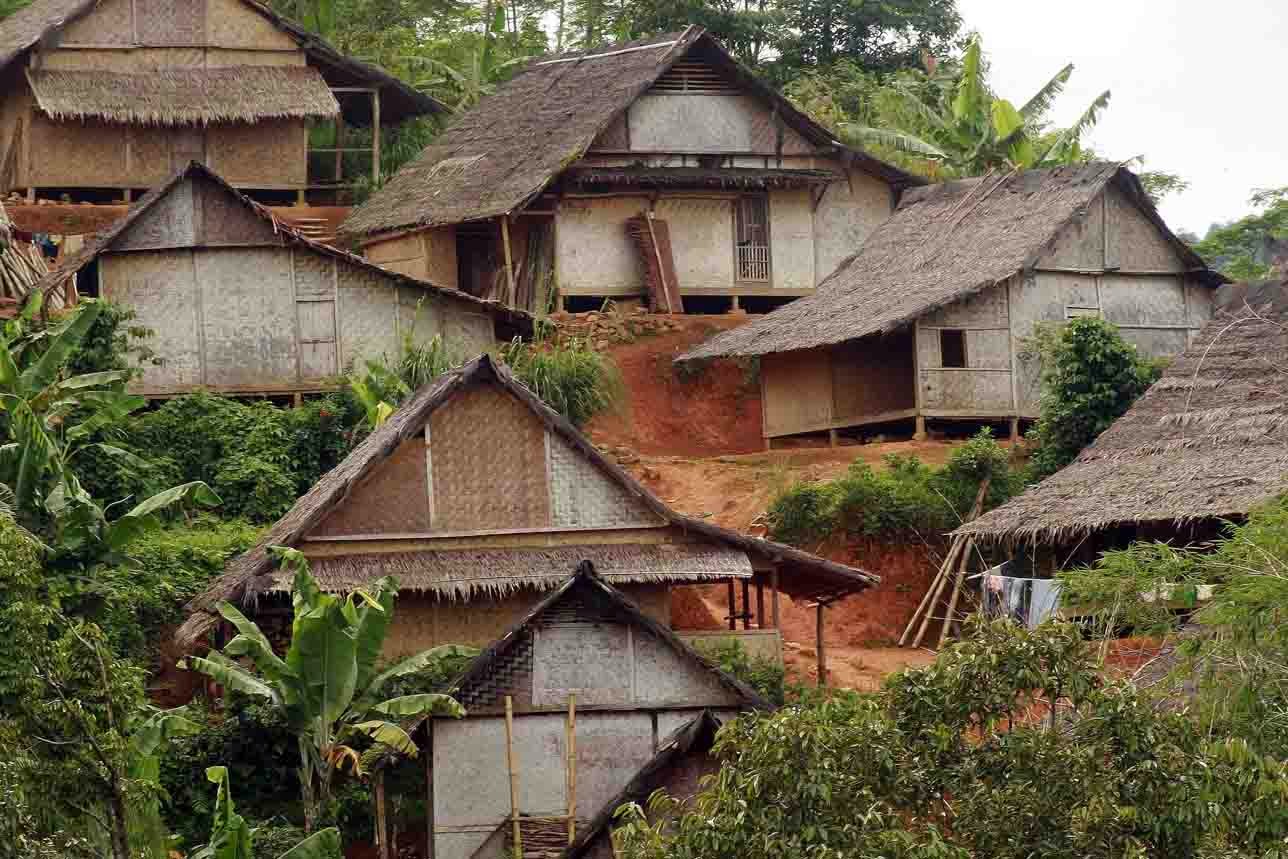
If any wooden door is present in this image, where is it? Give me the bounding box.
[293,252,338,380]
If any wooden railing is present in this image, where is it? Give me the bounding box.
[737,244,771,282]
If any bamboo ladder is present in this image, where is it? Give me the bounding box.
[898,477,991,650]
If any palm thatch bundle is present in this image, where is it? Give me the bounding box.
[342,27,915,239]
[27,66,339,126]
[959,280,1288,545]
[680,163,1220,362]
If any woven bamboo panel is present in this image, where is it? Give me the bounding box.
[101,252,203,389]
[548,434,662,529]
[294,252,335,300]
[207,120,306,187]
[115,178,197,250]
[61,0,133,44]
[459,629,534,711]
[337,266,399,368]
[748,108,813,156]
[28,116,127,186]
[128,128,174,185]
[205,49,307,68]
[396,284,443,343]
[206,0,297,49]
[430,385,551,532]
[135,0,207,46]
[195,247,298,387]
[312,437,432,536]
[197,178,283,246]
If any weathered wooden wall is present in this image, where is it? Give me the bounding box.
[364,226,460,288]
[4,0,313,192]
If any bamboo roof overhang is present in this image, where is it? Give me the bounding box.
[277,544,753,599]
[27,67,339,126]
[0,0,442,124]
[563,166,839,191]
[174,354,876,650]
[957,280,1288,546]
[679,162,1226,362]
[341,26,919,240]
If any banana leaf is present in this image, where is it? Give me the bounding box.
[369,693,465,719]
[184,651,281,704]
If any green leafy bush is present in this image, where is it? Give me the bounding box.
[500,337,623,427]
[693,639,786,705]
[766,430,1023,544]
[1025,317,1161,480]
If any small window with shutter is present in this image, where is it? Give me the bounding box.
[734,195,770,283]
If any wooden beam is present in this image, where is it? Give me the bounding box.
[756,582,765,628]
[425,721,435,859]
[770,567,780,630]
[501,215,517,306]
[816,602,827,687]
[371,89,382,185]
[726,580,736,631]
[505,696,521,859]
[741,580,751,630]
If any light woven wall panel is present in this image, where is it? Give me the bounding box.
[312,437,432,537]
[61,0,133,44]
[429,385,551,532]
[128,128,174,186]
[206,0,297,49]
[135,0,207,46]
[196,247,297,387]
[207,120,306,187]
[28,116,127,186]
[101,251,202,389]
[548,433,662,529]
[114,178,196,250]
[337,266,398,368]
[293,251,336,300]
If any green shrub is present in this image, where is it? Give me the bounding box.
[766,430,1024,545]
[1025,317,1161,480]
[694,638,786,705]
[500,337,623,426]
[65,301,156,377]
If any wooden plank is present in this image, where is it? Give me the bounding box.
[501,215,517,306]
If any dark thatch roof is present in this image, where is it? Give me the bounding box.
[27,66,339,126]
[958,280,1288,545]
[273,543,753,599]
[563,166,838,190]
[39,161,533,339]
[565,709,722,858]
[341,26,918,239]
[681,162,1223,361]
[174,353,877,650]
[0,0,441,123]
[444,564,772,715]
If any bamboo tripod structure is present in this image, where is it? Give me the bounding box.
[899,477,990,650]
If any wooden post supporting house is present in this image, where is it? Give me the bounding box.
[371,89,382,185]
[741,580,752,630]
[726,580,736,631]
[816,602,827,687]
[501,215,517,305]
[566,695,577,845]
[505,696,521,859]
[425,721,435,859]
[756,583,765,628]
[771,567,781,630]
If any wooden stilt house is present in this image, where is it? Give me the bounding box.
[175,352,875,663]
[682,163,1225,444]
[41,162,531,396]
[0,0,442,202]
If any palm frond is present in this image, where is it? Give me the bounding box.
[842,125,949,159]
[1037,89,1111,165]
[1019,64,1073,120]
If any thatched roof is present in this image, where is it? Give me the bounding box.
[40,161,533,338]
[567,709,723,858]
[446,564,772,714]
[0,0,441,124]
[273,543,752,600]
[174,353,877,650]
[341,26,918,239]
[681,162,1222,361]
[27,66,339,125]
[958,280,1288,545]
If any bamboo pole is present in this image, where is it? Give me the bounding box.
[770,567,780,630]
[371,88,382,185]
[566,694,577,845]
[505,696,521,859]
[899,537,965,647]
[500,215,517,307]
[375,771,389,859]
[937,538,975,650]
[911,544,957,649]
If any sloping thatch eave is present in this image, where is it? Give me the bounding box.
[27,66,339,126]
[679,162,1225,363]
[173,353,876,651]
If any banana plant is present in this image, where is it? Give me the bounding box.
[184,548,474,832]
[0,297,220,559]
[192,767,341,859]
[846,34,1111,177]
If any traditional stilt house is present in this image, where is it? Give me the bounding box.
[957,279,1288,571]
[0,0,441,202]
[340,26,919,313]
[175,352,875,662]
[40,162,531,396]
[682,163,1225,445]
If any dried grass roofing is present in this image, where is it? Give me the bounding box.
[174,353,877,650]
[27,66,338,126]
[958,280,1288,544]
[341,26,918,238]
[0,0,440,122]
[681,162,1222,361]
[39,161,533,337]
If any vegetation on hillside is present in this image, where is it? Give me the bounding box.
[1193,186,1288,281]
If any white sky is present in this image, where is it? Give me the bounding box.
[955,0,1288,236]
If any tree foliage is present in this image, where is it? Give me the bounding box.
[614,618,1288,859]
[1193,186,1288,281]
[1025,317,1161,480]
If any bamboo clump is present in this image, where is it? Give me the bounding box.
[899,477,990,650]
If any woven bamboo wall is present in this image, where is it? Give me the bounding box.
[196,178,284,245]
[207,0,297,49]
[196,246,298,386]
[590,111,629,150]
[430,385,551,532]
[422,226,459,288]
[812,166,892,287]
[101,251,203,389]
[205,49,305,67]
[0,74,30,192]
[206,121,307,187]
[127,127,175,185]
[336,264,400,367]
[114,179,197,250]
[654,198,734,289]
[135,0,207,46]
[28,115,128,186]
[769,189,814,290]
[831,332,915,423]
[762,347,834,437]
[548,434,662,529]
[41,47,207,71]
[60,0,133,44]
[365,232,428,279]
[313,438,432,538]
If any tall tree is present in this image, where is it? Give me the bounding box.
[1193,186,1288,281]
[774,0,960,76]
